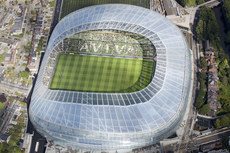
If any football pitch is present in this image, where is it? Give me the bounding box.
[50,54,153,93]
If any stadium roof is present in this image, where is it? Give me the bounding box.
[29,4,193,151]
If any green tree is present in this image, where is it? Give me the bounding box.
[199,57,208,69]
[24,41,31,53]
[177,0,187,6]
[19,71,29,78]
[195,98,204,109]
[221,76,228,85]
[26,30,31,35]
[0,124,24,153]
[0,95,6,102]
[49,0,55,7]
[199,104,210,115]
[196,20,206,41]
[196,0,204,5]
[198,72,206,82]
[196,7,219,42]
[222,0,230,28]
[218,115,230,127]
[200,79,206,90]
[0,52,6,63]
[36,38,44,53]
[195,89,206,108]
[225,31,230,43]
[31,10,36,15]
[0,143,12,153]
[215,118,221,128]
[218,85,230,109]
[219,59,229,70]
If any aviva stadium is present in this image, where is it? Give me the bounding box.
[29,4,193,152]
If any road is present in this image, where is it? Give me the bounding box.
[30,130,47,153]
[187,0,221,26]
[0,34,21,41]
[175,0,213,152]
[16,4,32,72]
[176,9,200,152]
[49,0,62,36]
[0,100,16,133]
[198,0,221,8]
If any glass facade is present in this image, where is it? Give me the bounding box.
[29,4,193,152]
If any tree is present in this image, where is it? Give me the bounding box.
[200,79,206,90]
[24,41,31,53]
[199,57,208,69]
[0,143,12,153]
[219,115,230,127]
[25,67,30,72]
[221,76,228,85]
[0,95,6,103]
[19,71,29,78]
[222,136,230,150]
[219,59,229,70]
[36,38,44,52]
[196,20,206,41]
[177,0,186,7]
[195,89,206,109]
[223,0,230,28]
[26,30,31,35]
[217,85,230,116]
[225,31,230,44]
[196,0,204,5]
[31,10,36,15]
[196,7,219,42]
[195,98,204,109]
[215,118,221,128]
[198,72,206,82]
[49,1,55,7]
[199,104,210,115]
[0,52,6,63]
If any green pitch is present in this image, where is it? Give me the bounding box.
[50,54,151,93]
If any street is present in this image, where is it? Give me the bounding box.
[0,100,16,133]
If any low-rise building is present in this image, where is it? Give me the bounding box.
[11,6,27,35]
[207,71,221,114]
[11,17,23,35]
[204,40,214,56]
[207,90,221,112]
[3,50,16,66]
[0,132,9,143]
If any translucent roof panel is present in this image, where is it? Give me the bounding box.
[29,4,193,152]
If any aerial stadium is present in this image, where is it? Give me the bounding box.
[29,4,193,152]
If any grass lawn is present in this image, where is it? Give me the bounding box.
[61,0,150,19]
[50,54,147,93]
[0,102,6,112]
[186,0,196,7]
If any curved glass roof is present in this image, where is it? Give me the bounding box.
[29,4,193,151]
